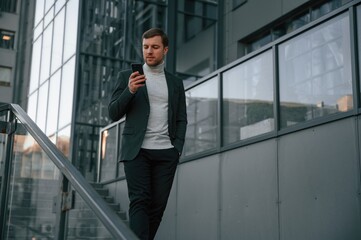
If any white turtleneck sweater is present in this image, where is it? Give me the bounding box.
[141,62,173,150]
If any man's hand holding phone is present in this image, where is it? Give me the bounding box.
[128,63,146,94]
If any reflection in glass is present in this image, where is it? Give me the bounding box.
[27,92,38,122]
[66,185,113,239]
[29,38,42,93]
[36,82,49,132]
[57,125,71,158]
[44,6,54,27]
[46,70,61,135]
[3,133,59,239]
[58,57,75,129]
[176,0,218,81]
[222,50,274,145]
[63,0,79,62]
[52,8,65,73]
[100,126,117,181]
[184,77,218,156]
[34,0,45,26]
[279,13,352,128]
[45,0,55,13]
[357,5,361,95]
[55,0,66,14]
[40,24,53,84]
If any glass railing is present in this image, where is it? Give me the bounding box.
[0,103,137,240]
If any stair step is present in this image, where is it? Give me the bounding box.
[95,188,109,196]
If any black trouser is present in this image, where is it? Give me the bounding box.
[124,148,179,240]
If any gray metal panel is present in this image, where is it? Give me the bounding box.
[282,0,309,14]
[176,155,220,240]
[278,118,361,240]
[154,171,178,240]
[220,139,279,240]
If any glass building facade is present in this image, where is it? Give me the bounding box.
[1,0,359,239]
[28,0,220,181]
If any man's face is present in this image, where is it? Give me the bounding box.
[142,35,168,66]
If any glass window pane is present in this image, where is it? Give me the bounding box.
[44,6,54,27]
[27,92,38,122]
[51,8,65,73]
[33,21,43,40]
[0,66,11,85]
[279,13,352,128]
[45,0,55,13]
[222,50,274,145]
[46,70,61,135]
[40,24,53,84]
[34,0,45,26]
[357,5,361,100]
[100,126,117,181]
[184,77,218,156]
[58,57,75,129]
[36,82,49,132]
[0,30,15,49]
[55,0,66,13]
[63,0,79,62]
[57,125,71,158]
[29,37,42,93]
[3,133,60,239]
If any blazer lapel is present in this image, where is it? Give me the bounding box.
[140,83,150,106]
[165,71,175,108]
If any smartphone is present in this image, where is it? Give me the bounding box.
[131,63,144,75]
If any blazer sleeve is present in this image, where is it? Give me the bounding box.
[173,77,188,154]
[108,70,134,122]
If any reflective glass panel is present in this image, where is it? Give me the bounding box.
[222,50,274,145]
[40,23,53,84]
[55,0,66,14]
[3,133,60,239]
[176,0,218,82]
[63,0,79,62]
[100,126,117,182]
[46,70,61,135]
[0,66,11,84]
[34,0,45,26]
[0,111,6,179]
[29,37,42,93]
[27,92,38,122]
[57,125,71,158]
[66,185,113,239]
[51,8,65,73]
[2,113,119,239]
[44,6,54,27]
[184,77,218,156]
[279,13,352,128]
[36,82,49,132]
[33,21,43,40]
[357,5,361,99]
[58,56,75,129]
[45,0,55,13]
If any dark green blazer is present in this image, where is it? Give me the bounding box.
[108,69,187,161]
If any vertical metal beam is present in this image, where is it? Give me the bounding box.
[166,0,176,74]
[349,6,361,113]
[216,0,224,69]
[0,111,15,239]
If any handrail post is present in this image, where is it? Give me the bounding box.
[0,111,16,239]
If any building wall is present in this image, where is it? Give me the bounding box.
[0,3,20,103]
[105,116,361,240]
[222,0,309,64]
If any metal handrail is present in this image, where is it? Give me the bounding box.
[0,103,138,240]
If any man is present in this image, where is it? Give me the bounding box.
[108,28,187,240]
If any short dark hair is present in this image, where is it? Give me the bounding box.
[142,28,169,47]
